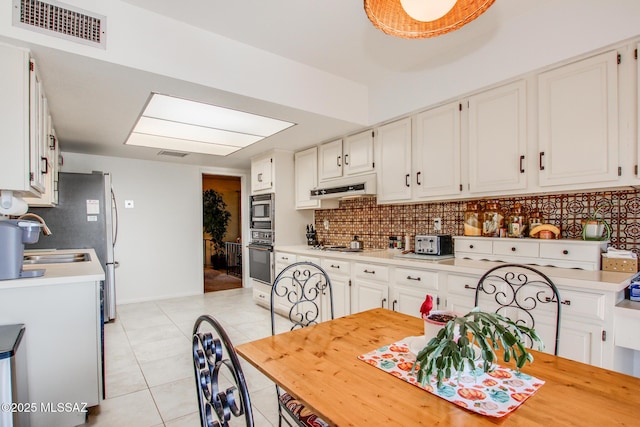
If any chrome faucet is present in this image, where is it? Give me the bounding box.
[17,213,53,236]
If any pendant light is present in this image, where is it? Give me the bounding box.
[364,0,495,39]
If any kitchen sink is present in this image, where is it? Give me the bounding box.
[23,252,91,264]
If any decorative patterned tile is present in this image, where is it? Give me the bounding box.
[314,189,640,252]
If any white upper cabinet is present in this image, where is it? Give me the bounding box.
[251,153,273,194]
[294,147,320,209]
[467,80,528,194]
[375,117,413,203]
[318,139,343,181]
[537,50,619,187]
[413,101,462,199]
[0,44,49,196]
[343,130,375,176]
[319,131,374,182]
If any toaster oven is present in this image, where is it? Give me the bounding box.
[415,235,453,256]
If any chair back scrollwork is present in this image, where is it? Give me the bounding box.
[271,261,334,335]
[193,315,254,427]
[475,263,562,355]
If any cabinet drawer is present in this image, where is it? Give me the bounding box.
[446,274,479,296]
[354,263,389,283]
[558,289,605,321]
[395,268,438,291]
[298,255,320,265]
[493,240,539,258]
[455,238,493,255]
[540,242,601,263]
[275,252,297,264]
[321,258,351,276]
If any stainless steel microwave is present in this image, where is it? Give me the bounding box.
[250,193,274,230]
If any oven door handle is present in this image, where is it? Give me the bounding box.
[248,245,272,252]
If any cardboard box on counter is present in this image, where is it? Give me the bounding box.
[602,256,638,273]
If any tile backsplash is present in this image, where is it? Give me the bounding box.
[313,189,640,255]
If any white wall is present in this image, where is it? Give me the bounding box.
[62,152,248,304]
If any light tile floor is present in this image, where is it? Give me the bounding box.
[82,287,284,426]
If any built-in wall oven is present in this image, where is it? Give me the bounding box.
[248,229,274,285]
[250,193,274,230]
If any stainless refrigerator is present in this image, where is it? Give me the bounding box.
[29,172,118,322]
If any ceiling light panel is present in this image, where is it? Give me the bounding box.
[135,117,262,147]
[143,94,295,136]
[125,93,296,156]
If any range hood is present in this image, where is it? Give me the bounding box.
[310,174,376,200]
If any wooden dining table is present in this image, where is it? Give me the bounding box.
[235,308,640,426]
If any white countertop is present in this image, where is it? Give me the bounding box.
[0,248,105,290]
[276,245,635,293]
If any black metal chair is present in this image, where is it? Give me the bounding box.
[192,315,254,427]
[475,263,562,355]
[270,261,332,427]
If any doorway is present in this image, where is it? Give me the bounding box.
[202,174,243,292]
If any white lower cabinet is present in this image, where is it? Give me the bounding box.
[558,318,604,366]
[353,263,390,312]
[391,267,440,318]
[321,258,351,319]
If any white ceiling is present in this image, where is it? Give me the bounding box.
[2,0,639,170]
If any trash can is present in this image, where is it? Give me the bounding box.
[0,324,29,427]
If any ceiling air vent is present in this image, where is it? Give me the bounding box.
[12,0,106,49]
[157,150,189,158]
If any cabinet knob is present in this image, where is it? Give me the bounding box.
[469,245,474,249]
[511,247,517,252]
[562,250,569,255]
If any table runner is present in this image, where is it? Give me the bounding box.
[358,337,545,418]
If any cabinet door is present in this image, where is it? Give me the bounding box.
[413,102,461,199]
[353,280,388,313]
[325,274,350,320]
[467,80,527,194]
[294,147,320,209]
[318,139,343,181]
[538,50,619,187]
[375,117,412,203]
[344,130,374,176]
[29,61,46,194]
[251,156,273,193]
[557,318,603,367]
[391,285,438,319]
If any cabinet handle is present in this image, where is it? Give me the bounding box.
[257,172,262,182]
[41,157,48,174]
[337,155,342,167]
[364,269,376,274]
[381,298,387,308]
[405,174,410,187]
[49,134,56,150]
[330,264,340,269]
[511,247,517,252]
[282,257,288,260]
[562,250,569,255]
[545,297,571,306]
[416,171,422,185]
[519,155,525,173]
[539,152,545,171]
[464,284,477,290]
[407,275,421,281]
[344,154,349,165]
[392,300,397,311]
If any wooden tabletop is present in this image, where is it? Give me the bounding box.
[236,308,640,426]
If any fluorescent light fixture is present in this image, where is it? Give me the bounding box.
[125,93,295,156]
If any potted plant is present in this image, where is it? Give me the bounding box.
[582,203,612,241]
[413,308,543,387]
[203,189,232,269]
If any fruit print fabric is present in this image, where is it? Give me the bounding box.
[357,338,545,418]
